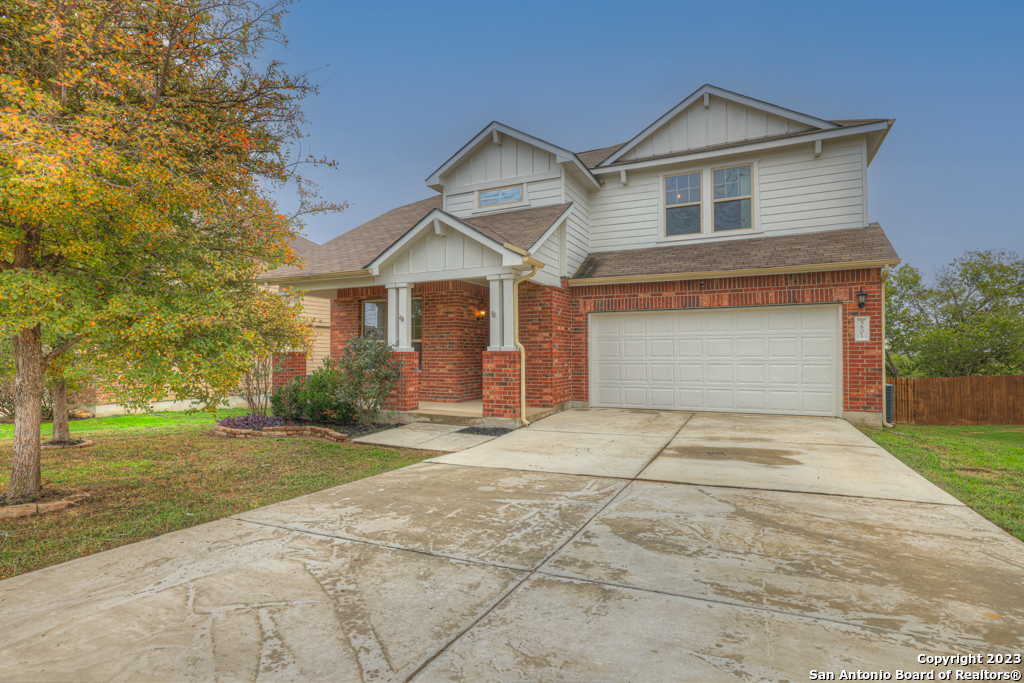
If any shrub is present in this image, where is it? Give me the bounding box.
[304,359,356,424]
[270,375,305,421]
[240,355,275,417]
[336,336,402,425]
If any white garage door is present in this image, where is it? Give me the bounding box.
[590,305,841,416]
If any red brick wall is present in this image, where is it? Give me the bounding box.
[331,286,387,360]
[386,351,420,411]
[482,350,520,418]
[569,268,885,415]
[272,352,306,389]
[419,281,489,402]
[519,281,573,408]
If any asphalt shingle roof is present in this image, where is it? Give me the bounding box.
[572,224,899,281]
[575,119,888,169]
[261,197,572,280]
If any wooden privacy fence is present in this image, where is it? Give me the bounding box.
[892,375,1024,425]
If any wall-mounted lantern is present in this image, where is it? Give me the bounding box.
[856,289,867,309]
[476,310,487,322]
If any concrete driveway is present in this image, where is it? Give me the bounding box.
[2,409,1023,682]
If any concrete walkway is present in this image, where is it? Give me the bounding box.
[353,422,497,452]
[2,409,1023,682]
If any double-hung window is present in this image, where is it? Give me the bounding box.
[664,172,702,236]
[713,165,752,231]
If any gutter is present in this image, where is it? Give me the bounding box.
[257,268,372,285]
[511,254,545,426]
[568,259,902,287]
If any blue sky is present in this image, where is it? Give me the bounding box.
[269,0,1023,272]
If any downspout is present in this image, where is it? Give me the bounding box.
[512,262,539,426]
[880,265,895,428]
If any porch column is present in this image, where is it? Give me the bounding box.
[385,282,413,351]
[486,273,517,351]
[385,285,399,346]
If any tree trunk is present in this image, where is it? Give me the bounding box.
[6,326,45,501]
[52,377,71,443]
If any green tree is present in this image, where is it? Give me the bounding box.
[0,0,337,499]
[886,250,1024,378]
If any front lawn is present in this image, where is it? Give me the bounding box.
[863,424,1024,542]
[0,410,433,580]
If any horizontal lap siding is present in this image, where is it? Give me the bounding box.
[588,137,868,254]
[563,173,591,276]
[444,177,564,220]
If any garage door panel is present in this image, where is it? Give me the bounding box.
[677,340,703,357]
[736,390,766,410]
[677,364,703,382]
[650,364,674,382]
[650,339,674,357]
[706,338,734,357]
[598,364,620,382]
[591,305,839,416]
[624,364,647,382]
[597,340,621,359]
[708,364,733,383]
[623,340,646,358]
[802,337,834,358]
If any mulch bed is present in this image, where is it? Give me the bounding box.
[304,422,401,440]
[457,427,514,437]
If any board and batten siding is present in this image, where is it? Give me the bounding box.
[384,230,502,277]
[563,171,591,276]
[619,95,813,161]
[442,137,557,188]
[588,136,867,253]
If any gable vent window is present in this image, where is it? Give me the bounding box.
[479,185,523,208]
[713,165,752,231]
[664,171,702,236]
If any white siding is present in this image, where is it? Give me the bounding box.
[442,137,556,188]
[444,176,564,219]
[563,171,591,276]
[534,225,560,277]
[620,95,814,161]
[386,230,502,276]
[301,296,331,375]
[588,136,867,253]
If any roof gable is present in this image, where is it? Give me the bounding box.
[426,122,600,191]
[599,84,840,167]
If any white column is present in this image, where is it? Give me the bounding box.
[501,277,516,350]
[397,284,413,351]
[385,285,399,346]
[487,275,503,351]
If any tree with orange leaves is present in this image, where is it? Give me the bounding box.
[0,0,343,500]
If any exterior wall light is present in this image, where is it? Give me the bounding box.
[856,289,867,309]
[476,310,487,322]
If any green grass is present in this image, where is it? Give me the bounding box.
[0,410,433,580]
[862,424,1024,541]
[0,408,249,440]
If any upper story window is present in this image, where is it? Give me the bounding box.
[713,165,752,231]
[479,184,522,208]
[665,172,702,236]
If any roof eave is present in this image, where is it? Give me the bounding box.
[568,258,902,287]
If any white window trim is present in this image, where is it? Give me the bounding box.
[663,169,703,239]
[472,183,530,214]
[656,158,761,244]
[711,161,756,234]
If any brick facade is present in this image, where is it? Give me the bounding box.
[288,267,884,422]
[568,268,885,415]
[386,351,420,411]
[272,352,306,389]
[482,350,520,418]
[418,281,489,402]
[518,281,573,408]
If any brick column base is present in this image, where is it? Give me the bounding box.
[386,351,420,412]
[272,352,306,389]
[483,350,520,418]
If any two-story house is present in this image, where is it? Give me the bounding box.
[260,84,899,427]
